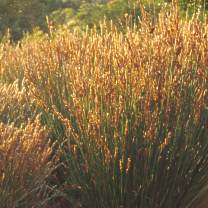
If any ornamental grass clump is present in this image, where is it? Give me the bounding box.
[0,1,207,208]
[0,118,55,208]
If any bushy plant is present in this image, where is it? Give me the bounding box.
[0,2,208,207]
[20,4,208,208]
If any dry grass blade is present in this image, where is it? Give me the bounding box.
[0,118,55,208]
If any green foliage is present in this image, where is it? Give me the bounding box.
[0,0,48,40]
[50,8,75,25]
[76,3,107,27]
[66,0,140,30]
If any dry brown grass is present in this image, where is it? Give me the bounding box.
[0,117,55,207]
[0,2,207,207]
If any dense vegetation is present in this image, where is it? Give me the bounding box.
[0,0,208,40]
[0,1,208,208]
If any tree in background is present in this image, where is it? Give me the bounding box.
[0,0,86,40]
[0,0,47,40]
[0,0,48,40]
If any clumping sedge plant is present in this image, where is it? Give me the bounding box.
[0,1,207,208]
[0,118,55,208]
[0,82,57,207]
